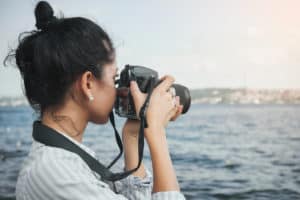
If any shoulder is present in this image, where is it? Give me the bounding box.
[28,140,98,182]
[17,141,122,200]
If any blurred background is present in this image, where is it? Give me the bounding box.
[0,0,300,199]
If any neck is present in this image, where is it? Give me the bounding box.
[41,101,88,143]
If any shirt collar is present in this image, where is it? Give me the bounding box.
[57,130,97,158]
[32,120,97,158]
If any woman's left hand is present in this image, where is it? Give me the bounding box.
[122,93,183,179]
[123,98,183,133]
[129,80,183,128]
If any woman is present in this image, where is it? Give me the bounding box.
[8,1,185,199]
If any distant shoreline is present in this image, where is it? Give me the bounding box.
[191,88,300,105]
[1,88,300,107]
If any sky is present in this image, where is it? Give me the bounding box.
[0,0,300,97]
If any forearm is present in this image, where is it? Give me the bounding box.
[122,120,146,178]
[146,127,180,193]
[122,120,180,193]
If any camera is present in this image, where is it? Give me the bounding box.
[114,65,191,119]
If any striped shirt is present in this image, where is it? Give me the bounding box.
[16,131,186,200]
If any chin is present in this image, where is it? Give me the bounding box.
[101,116,110,124]
[91,115,109,124]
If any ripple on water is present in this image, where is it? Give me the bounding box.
[0,150,27,161]
[1,104,300,200]
[272,160,298,167]
[171,153,225,169]
[292,168,300,173]
[223,162,241,170]
[213,189,300,200]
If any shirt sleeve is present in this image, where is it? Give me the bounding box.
[152,191,186,200]
[115,167,186,200]
[114,168,152,199]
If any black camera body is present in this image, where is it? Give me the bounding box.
[115,65,191,119]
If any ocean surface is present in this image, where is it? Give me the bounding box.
[0,104,300,200]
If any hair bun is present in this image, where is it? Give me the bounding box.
[35,1,56,30]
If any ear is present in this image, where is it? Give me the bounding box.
[80,71,95,101]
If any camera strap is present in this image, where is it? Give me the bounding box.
[32,79,156,182]
[32,111,150,182]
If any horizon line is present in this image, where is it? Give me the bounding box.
[1,87,300,98]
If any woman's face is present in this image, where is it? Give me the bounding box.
[88,62,118,124]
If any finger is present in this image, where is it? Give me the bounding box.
[165,90,173,102]
[130,81,141,97]
[170,105,183,121]
[170,97,182,121]
[167,105,178,121]
[168,87,176,97]
[156,75,175,92]
[172,96,180,108]
[130,81,144,112]
[166,96,178,118]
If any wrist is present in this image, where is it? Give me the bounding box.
[122,119,140,138]
[145,126,167,148]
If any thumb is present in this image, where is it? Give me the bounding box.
[130,81,144,113]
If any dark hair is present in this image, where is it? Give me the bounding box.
[4,1,115,115]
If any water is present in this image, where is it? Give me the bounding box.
[1,104,300,200]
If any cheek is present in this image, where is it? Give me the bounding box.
[112,87,117,100]
[98,86,116,109]
[89,89,116,124]
[110,88,117,108]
